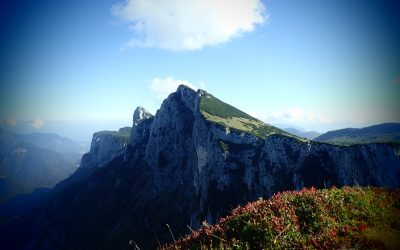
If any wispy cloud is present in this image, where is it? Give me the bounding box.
[30,117,45,129]
[150,76,205,100]
[6,117,17,126]
[250,107,332,124]
[112,0,266,51]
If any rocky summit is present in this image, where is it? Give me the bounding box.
[2,85,400,250]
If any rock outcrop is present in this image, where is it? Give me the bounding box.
[3,85,400,250]
[134,85,400,225]
[80,129,129,170]
[52,125,132,193]
[79,106,151,171]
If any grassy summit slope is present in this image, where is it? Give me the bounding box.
[164,186,400,250]
[94,127,131,145]
[199,91,296,140]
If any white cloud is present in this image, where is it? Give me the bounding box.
[30,117,45,129]
[150,76,205,100]
[248,111,268,121]
[112,0,266,51]
[270,107,305,122]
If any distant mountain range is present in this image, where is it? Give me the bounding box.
[15,131,88,164]
[1,85,399,249]
[315,123,400,145]
[281,127,321,140]
[0,129,87,201]
[0,141,77,201]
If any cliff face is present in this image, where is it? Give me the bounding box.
[137,85,400,224]
[78,107,152,171]
[52,126,132,193]
[126,106,153,163]
[80,129,129,170]
[6,85,400,250]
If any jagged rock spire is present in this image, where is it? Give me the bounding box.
[132,106,153,127]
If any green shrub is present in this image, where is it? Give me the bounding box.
[162,186,400,250]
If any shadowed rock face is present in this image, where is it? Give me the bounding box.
[79,106,152,171]
[53,120,135,193]
[4,85,400,250]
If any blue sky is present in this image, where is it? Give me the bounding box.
[1,0,399,141]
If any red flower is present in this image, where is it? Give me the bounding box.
[358,224,367,231]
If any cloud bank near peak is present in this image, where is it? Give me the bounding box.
[112,0,266,51]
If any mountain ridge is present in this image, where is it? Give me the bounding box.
[1,85,399,249]
[0,142,77,201]
[198,89,297,140]
[315,123,400,145]
[282,127,321,140]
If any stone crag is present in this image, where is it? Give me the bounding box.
[4,85,400,250]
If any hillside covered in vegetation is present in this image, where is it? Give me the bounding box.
[315,123,400,146]
[198,90,296,140]
[163,187,400,250]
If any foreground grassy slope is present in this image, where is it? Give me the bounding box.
[199,91,296,140]
[163,187,400,250]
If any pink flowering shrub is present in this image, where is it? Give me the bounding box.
[162,186,400,249]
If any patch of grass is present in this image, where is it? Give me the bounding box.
[95,130,130,145]
[118,126,132,134]
[162,186,400,250]
[321,136,400,146]
[365,226,400,250]
[199,91,254,120]
[199,91,298,140]
[219,140,229,153]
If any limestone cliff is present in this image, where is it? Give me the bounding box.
[139,85,400,224]
[80,128,129,169]
[53,125,131,193]
[5,85,400,250]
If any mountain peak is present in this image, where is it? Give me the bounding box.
[132,106,153,126]
[3,86,400,250]
[176,84,195,92]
